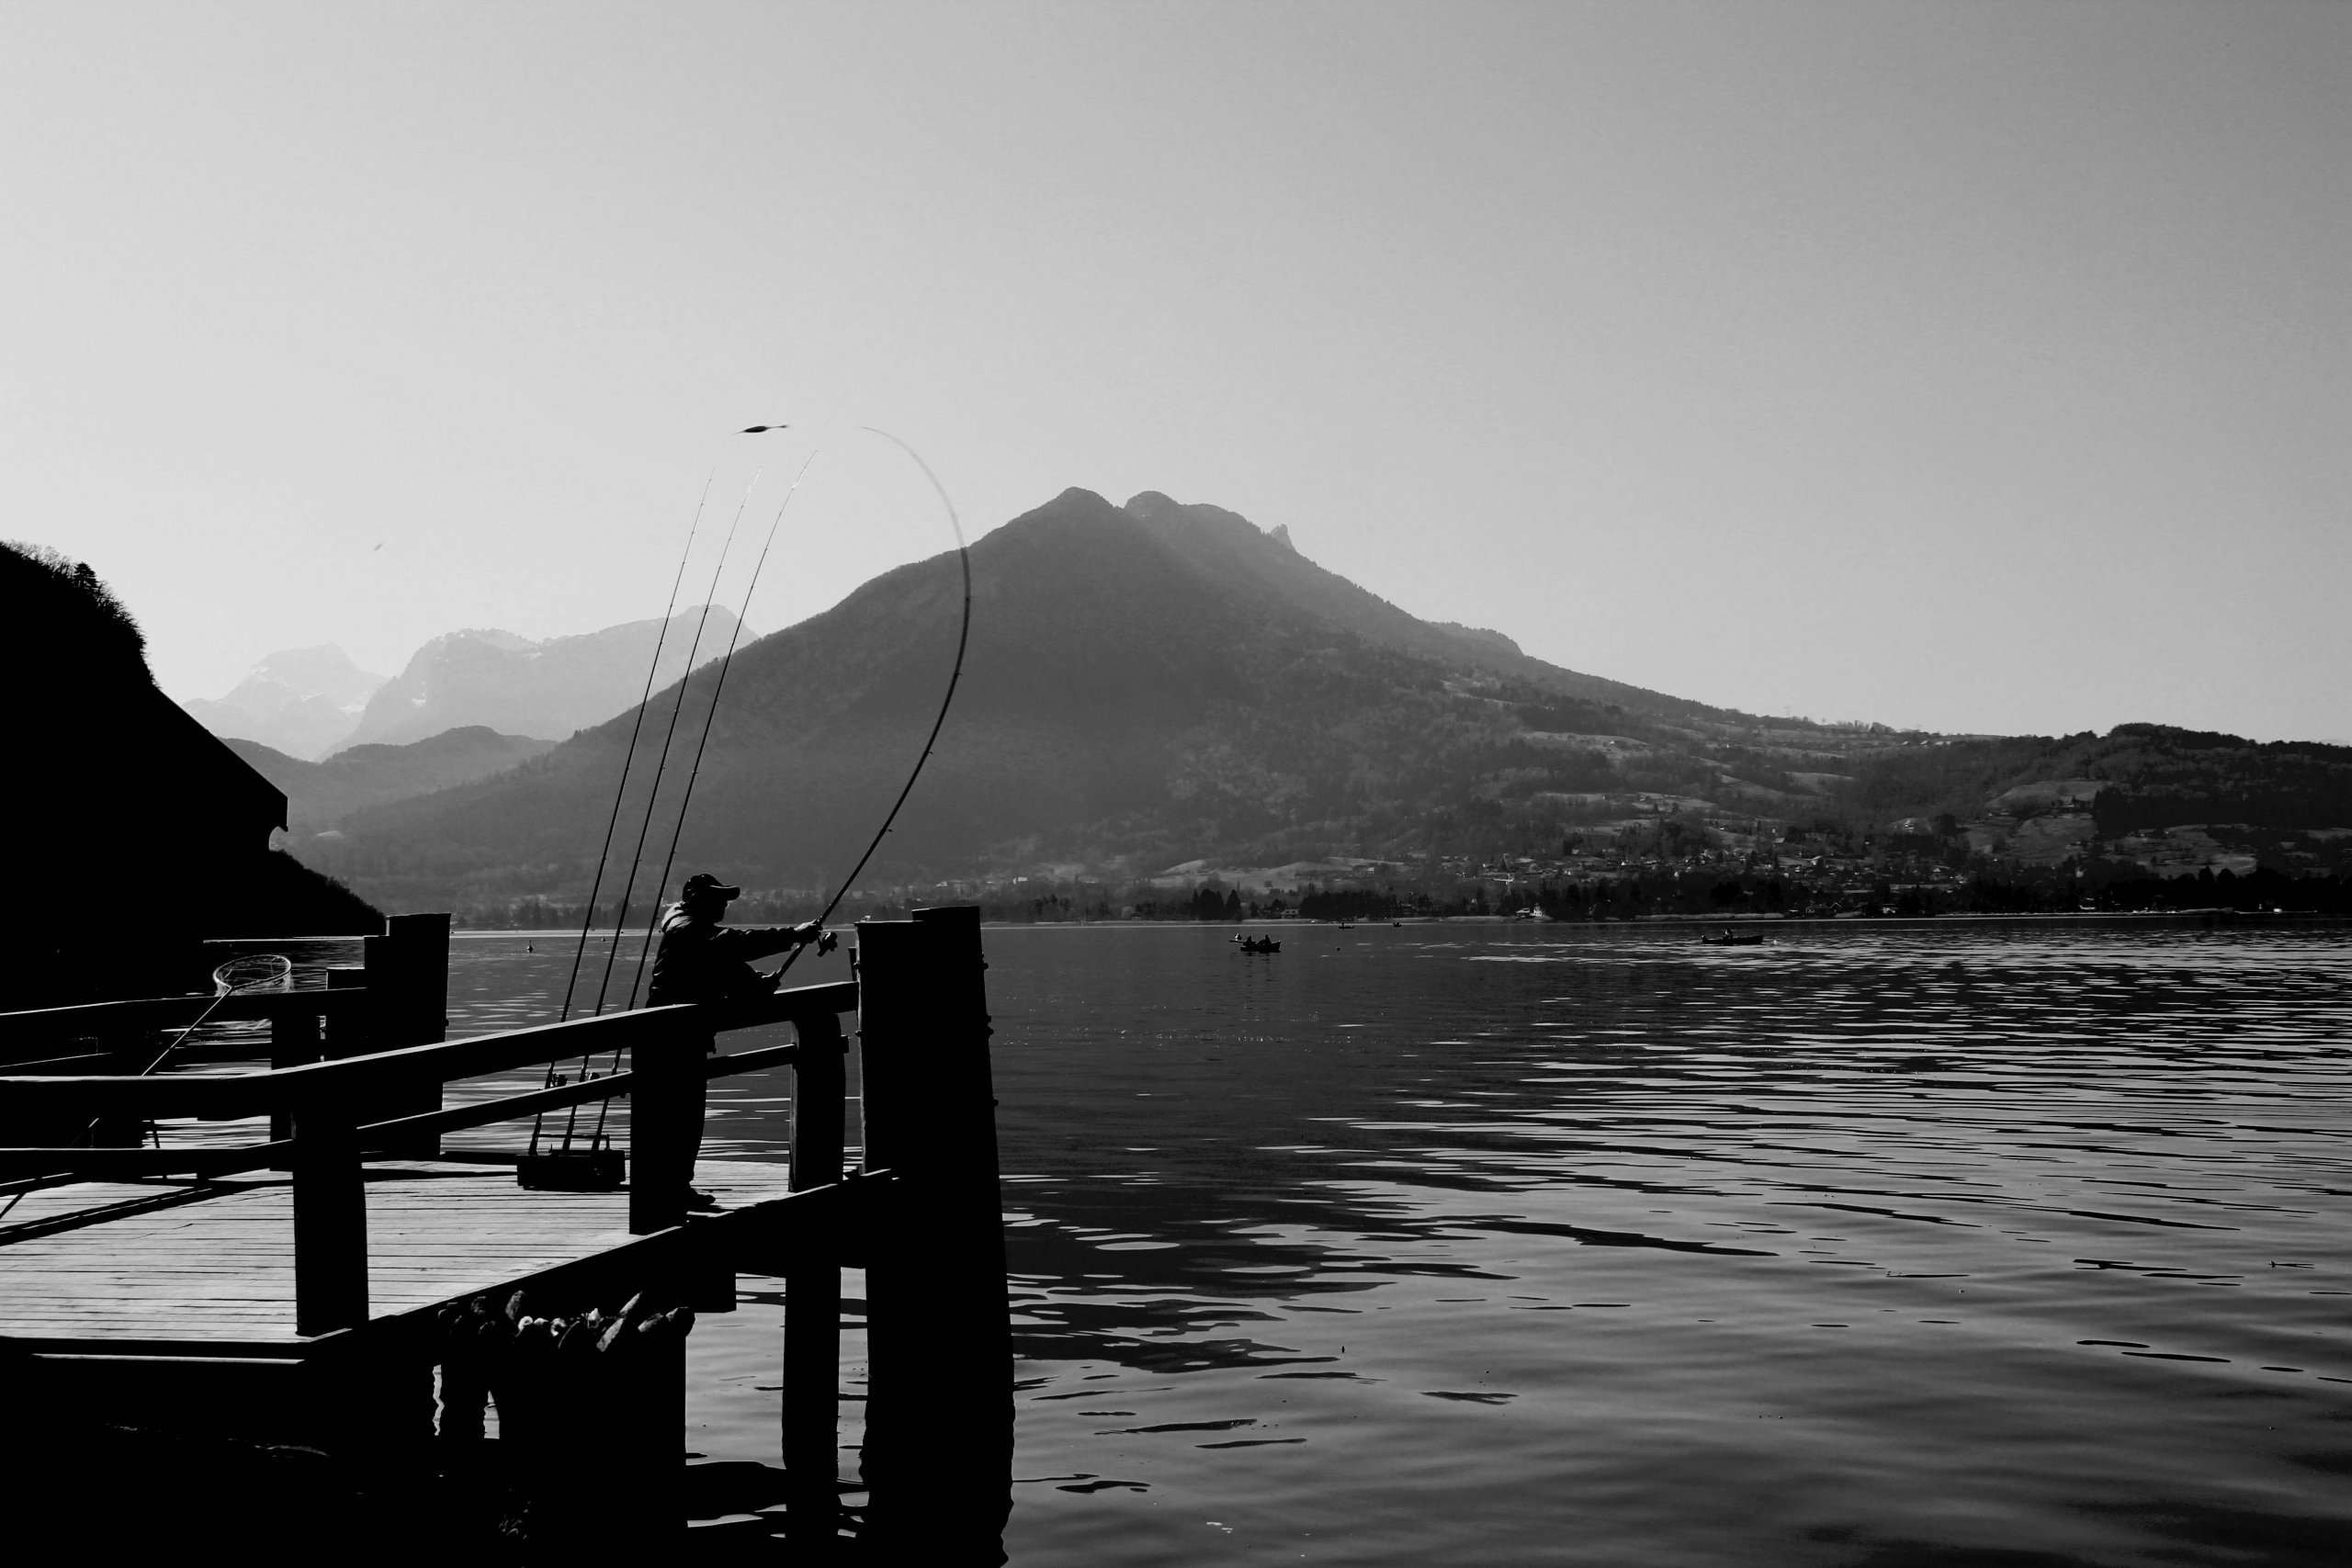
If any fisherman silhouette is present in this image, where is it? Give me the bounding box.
[643,874,830,1210]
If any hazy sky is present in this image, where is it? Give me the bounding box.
[5,2,2345,740]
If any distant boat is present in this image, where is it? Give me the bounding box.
[1337,921,1355,930]
[1238,936,1282,953]
[1702,930,1765,946]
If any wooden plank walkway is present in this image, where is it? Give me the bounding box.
[0,1157,795,1348]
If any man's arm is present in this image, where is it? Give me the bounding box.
[708,923,823,964]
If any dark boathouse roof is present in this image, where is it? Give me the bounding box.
[2,540,296,1004]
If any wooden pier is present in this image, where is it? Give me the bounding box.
[0,906,1010,1559]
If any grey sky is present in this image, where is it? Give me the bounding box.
[5,2,2345,739]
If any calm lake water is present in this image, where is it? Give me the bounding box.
[439,922,2352,1566]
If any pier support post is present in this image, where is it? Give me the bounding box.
[291,1087,368,1336]
[784,1009,847,1544]
[855,906,1011,1562]
[629,1011,703,1235]
[365,912,449,1156]
[628,1328,689,1547]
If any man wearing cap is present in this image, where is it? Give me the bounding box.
[648,873,825,1008]
[641,874,829,1212]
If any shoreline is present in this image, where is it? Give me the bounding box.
[449,908,2349,939]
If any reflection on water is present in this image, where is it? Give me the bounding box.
[477,926,2346,1563]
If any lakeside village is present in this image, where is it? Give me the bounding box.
[479,809,2352,931]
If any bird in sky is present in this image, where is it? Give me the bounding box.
[741,424,789,434]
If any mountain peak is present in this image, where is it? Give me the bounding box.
[182,641,390,759]
[330,606,749,753]
[1124,491,1300,553]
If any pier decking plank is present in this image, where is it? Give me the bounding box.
[0,1158,795,1346]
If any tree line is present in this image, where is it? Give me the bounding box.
[445,863,2352,930]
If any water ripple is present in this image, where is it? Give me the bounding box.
[462,923,2351,1565]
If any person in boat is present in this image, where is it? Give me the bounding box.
[643,873,829,1211]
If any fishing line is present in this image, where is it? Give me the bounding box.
[582,470,763,1021]
[771,425,971,983]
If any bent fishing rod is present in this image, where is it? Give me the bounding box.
[537,423,965,1157]
[769,425,972,983]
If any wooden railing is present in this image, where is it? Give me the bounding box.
[1,911,456,1068]
[0,980,859,1334]
[0,907,1008,1555]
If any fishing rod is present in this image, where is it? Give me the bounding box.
[526,471,718,1161]
[580,470,763,1020]
[559,445,819,1156]
[769,425,971,983]
[625,447,820,1010]
[540,426,809,1157]
[555,470,716,1023]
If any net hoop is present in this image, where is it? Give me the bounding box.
[210,953,293,996]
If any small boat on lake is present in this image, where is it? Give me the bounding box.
[1238,935,1282,953]
[1702,930,1765,946]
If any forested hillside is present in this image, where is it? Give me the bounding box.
[227,727,557,831]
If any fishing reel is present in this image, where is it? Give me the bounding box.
[761,927,838,989]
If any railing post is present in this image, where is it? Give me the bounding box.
[291,1085,368,1336]
[365,913,448,1156]
[270,1008,323,1072]
[268,1007,322,1156]
[854,906,1010,1562]
[313,971,374,1177]
[783,1009,847,1543]
[324,966,371,1056]
[629,1009,704,1235]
